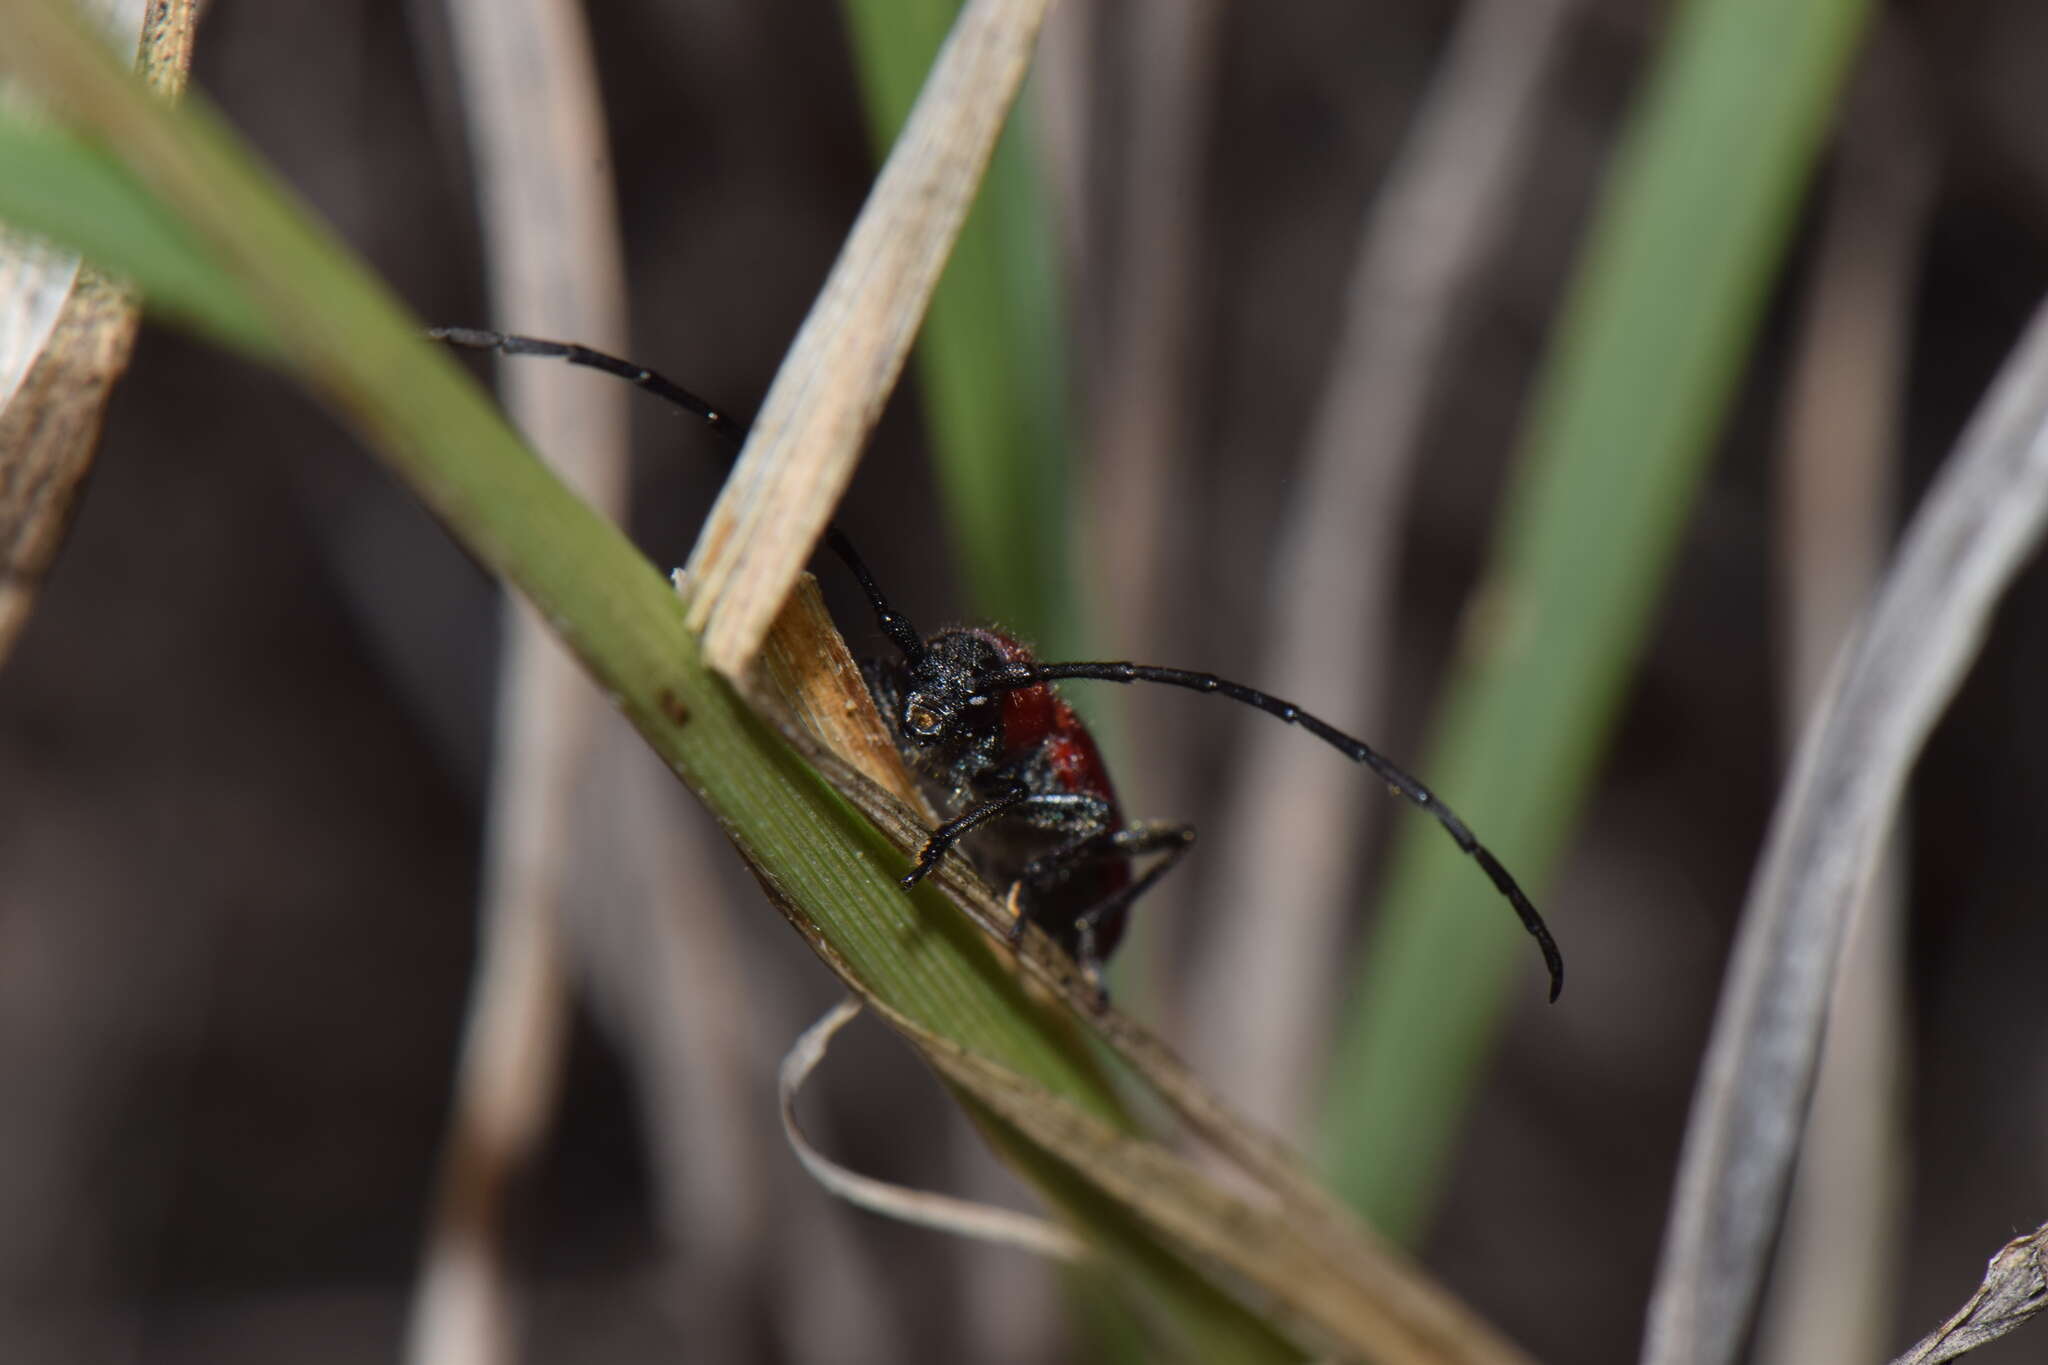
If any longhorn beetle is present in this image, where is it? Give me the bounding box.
[433,327,1564,1003]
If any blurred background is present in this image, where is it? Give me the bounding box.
[5,0,2048,1361]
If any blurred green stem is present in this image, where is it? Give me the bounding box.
[1320,0,1873,1238]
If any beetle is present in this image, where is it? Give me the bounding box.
[431,327,1564,1001]
[868,622,1193,983]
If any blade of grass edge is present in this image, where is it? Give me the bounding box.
[1319,0,1873,1238]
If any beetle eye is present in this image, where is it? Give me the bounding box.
[904,700,944,738]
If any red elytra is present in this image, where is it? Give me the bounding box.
[984,633,1141,963]
[990,635,1117,799]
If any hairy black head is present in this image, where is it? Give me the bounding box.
[864,628,1012,787]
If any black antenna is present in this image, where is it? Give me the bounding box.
[980,660,1563,1001]
[430,327,926,664]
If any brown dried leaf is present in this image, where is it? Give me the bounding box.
[682,0,1058,677]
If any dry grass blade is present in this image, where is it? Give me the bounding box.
[1641,294,2048,1365]
[779,995,1087,1261]
[0,0,194,663]
[1751,39,1932,1365]
[682,0,1058,675]
[405,3,628,1363]
[1890,1223,2048,1365]
[752,576,1536,1364]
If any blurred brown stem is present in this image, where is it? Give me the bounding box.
[405,1,629,1362]
[1186,0,1579,1134]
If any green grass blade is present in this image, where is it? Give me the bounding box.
[837,0,1078,655]
[0,117,268,352]
[1319,0,1874,1239]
